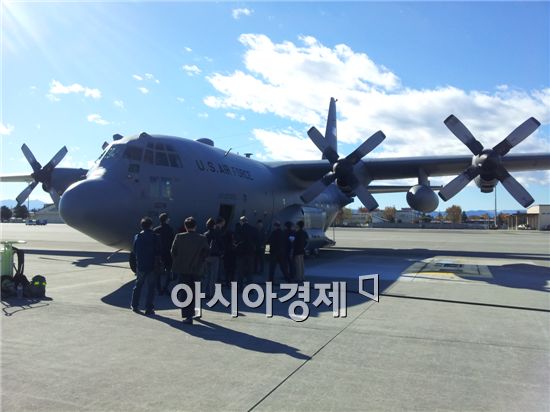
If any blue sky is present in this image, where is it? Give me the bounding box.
[1,1,549,212]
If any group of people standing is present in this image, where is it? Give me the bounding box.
[131,213,309,324]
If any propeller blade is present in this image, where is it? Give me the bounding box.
[307,127,339,163]
[493,117,541,156]
[300,173,336,203]
[346,131,386,164]
[21,144,42,173]
[16,181,38,205]
[43,146,68,171]
[353,185,379,211]
[444,115,484,155]
[496,167,534,208]
[307,127,328,152]
[48,188,61,206]
[438,166,480,201]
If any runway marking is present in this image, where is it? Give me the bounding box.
[402,257,493,281]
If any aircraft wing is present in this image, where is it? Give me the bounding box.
[361,153,550,180]
[0,174,34,183]
[267,152,550,188]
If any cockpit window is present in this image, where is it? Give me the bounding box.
[155,143,166,151]
[123,146,143,161]
[166,144,176,152]
[155,152,169,166]
[168,153,182,168]
[144,149,154,164]
[102,145,124,160]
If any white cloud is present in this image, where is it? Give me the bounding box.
[198,112,209,119]
[87,114,110,125]
[134,73,160,84]
[253,128,320,161]
[114,100,124,109]
[232,8,253,19]
[204,34,550,161]
[182,64,201,76]
[184,47,192,52]
[225,112,246,121]
[177,97,185,103]
[46,93,60,102]
[0,122,14,136]
[138,87,149,94]
[145,73,160,84]
[514,170,550,187]
[49,79,101,99]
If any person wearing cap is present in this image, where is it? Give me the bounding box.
[266,221,291,283]
[171,216,210,324]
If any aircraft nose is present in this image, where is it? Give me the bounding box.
[59,179,136,246]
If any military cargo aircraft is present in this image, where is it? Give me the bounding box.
[2,98,549,251]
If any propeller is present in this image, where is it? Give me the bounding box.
[439,115,540,208]
[300,126,385,211]
[16,144,68,205]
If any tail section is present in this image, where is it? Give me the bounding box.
[323,97,338,160]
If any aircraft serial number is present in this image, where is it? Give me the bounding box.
[195,160,253,180]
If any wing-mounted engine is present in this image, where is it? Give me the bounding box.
[14,144,86,206]
[300,98,386,211]
[439,115,541,207]
[407,185,439,213]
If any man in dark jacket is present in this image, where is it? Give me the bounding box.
[293,220,309,282]
[131,217,161,315]
[203,217,223,299]
[153,212,175,295]
[234,216,257,286]
[267,221,291,283]
[254,219,267,275]
[284,221,296,279]
[171,216,210,324]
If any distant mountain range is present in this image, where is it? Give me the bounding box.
[1,199,46,210]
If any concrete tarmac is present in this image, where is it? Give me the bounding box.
[1,224,549,411]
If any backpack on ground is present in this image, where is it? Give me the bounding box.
[28,275,47,298]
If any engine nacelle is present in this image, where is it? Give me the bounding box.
[474,176,497,193]
[406,185,439,213]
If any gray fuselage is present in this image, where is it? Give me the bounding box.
[59,133,349,250]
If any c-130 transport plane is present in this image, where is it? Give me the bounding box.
[3,98,550,251]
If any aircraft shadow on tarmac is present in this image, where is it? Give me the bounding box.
[23,248,130,268]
